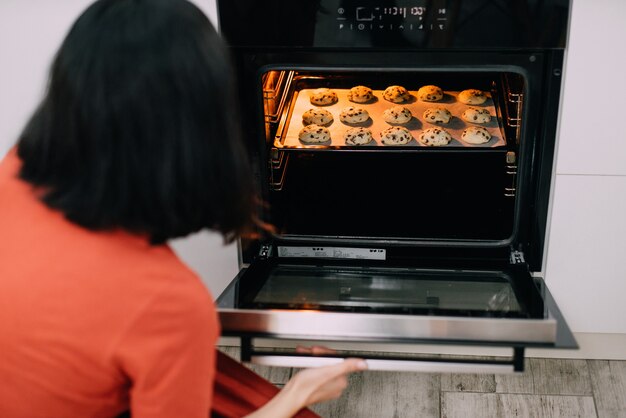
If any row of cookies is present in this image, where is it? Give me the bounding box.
[309,85,489,106]
[302,105,492,127]
[299,124,492,146]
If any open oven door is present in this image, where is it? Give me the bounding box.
[217,244,576,374]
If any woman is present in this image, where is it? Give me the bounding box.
[0,0,366,417]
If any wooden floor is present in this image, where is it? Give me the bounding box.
[218,347,626,418]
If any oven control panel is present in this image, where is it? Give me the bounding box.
[312,0,454,48]
[218,0,569,49]
[335,3,450,33]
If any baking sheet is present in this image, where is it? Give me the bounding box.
[277,87,506,148]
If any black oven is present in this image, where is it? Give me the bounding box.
[215,0,574,373]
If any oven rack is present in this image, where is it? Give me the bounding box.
[268,75,519,194]
[263,71,294,124]
[502,74,524,139]
[269,148,289,191]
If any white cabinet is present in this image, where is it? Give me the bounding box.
[555,0,626,176]
[543,0,626,338]
[545,175,626,334]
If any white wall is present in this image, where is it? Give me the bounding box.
[0,0,238,298]
[0,0,215,157]
[544,0,626,335]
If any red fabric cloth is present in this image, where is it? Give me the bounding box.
[213,351,320,418]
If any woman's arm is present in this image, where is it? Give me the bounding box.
[244,358,368,418]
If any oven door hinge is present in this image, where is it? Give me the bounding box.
[258,243,273,260]
[509,250,525,265]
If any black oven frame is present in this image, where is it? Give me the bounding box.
[216,0,574,371]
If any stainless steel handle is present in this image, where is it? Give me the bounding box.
[251,355,516,374]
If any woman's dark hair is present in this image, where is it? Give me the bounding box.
[17,0,258,244]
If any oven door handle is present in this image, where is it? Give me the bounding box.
[251,354,519,374]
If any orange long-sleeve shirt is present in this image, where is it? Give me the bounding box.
[0,149,220,418]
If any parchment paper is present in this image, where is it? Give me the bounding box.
[277,88,506,148]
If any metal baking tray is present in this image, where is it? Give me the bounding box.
[274,83,507,149]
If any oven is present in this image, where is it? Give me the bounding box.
[215,0,574,373]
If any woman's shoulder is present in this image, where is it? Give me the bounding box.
[105,238,216,310]
[1,147,216,322]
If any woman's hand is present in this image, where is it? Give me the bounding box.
[244,356,367,418]
[284,357,368,408]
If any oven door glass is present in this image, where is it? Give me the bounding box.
[249,265,523,317]
[216,256,577,348]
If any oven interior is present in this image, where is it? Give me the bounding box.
[261,69,525,244]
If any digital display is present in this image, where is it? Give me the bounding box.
[335,3,449,32]
[356,6,429,19]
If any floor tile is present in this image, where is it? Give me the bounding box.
[217,345,239,358]
[441,392,597,418]
[441,392,500,417]
[217,347,621,418]
[588,360,626,418]
[246,363,293,385]
[530,358,593,395]
[310,371,440,418]
[539,395,597,418]
[441,373,496,393]
[495,359,534,394]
